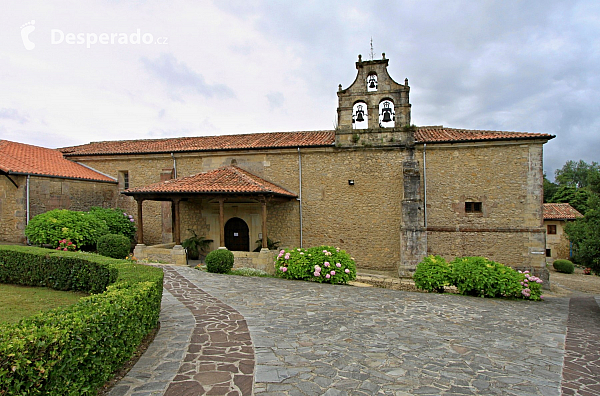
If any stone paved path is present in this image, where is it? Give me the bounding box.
[110,265,600,395]
[561,296,600,396]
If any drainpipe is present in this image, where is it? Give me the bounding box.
[298,147,303,248]
[423,143,427,228]
[171,152,177,178]
[26,174,30,244]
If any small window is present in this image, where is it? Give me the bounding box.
[465,202,482,213]
[119,171,129,190]
[546,249,551,257]
[547,224,557,235]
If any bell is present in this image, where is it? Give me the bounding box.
[356,111,364,122]
[382,111,391,123]
[369,80,376,89]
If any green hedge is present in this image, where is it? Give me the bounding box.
[0,245,163,395]
[553,259,575,274]
[205,249,235,274]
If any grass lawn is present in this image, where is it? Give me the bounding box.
[0,283,87,325]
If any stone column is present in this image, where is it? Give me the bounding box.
[219,198,225,248]
[399,150,427,277]
[160,169,174,243]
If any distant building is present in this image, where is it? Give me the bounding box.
[543,203,583,262]
[1,55,556,280]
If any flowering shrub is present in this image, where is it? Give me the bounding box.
[584,267,592,275]
[56,239,77,252]
[275,245,356,284]
[413,255,450,293]
[125,254,138,263]
[88,207,137,241]
[414,255,543,301]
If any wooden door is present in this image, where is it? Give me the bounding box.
[224,217,250,251]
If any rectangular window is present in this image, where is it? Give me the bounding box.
[465,202,482,213]
[547,224,557,235]
[546,248,551,257]
[119,171,129,190]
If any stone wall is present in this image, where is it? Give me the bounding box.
[418,141,547,279]
[0,175,117,244]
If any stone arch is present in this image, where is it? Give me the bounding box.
[366,72,378,92]
[352,101,368,129]
[224,217,250,251]
[378,98,395,128]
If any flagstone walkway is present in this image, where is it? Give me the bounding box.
[109,265,600,396]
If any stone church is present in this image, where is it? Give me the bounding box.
[1,55,554,279]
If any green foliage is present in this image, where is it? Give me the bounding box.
[181,230,212,260]
[274,246,357,285]
[0,245,163,395]
[88,207,136,241]
[413,255,451,293]
[229,268,271,277]
[565,194,600,273]
[555,160,600,189]
[205,249,234,274]
[97,234,131,259]
[553,259,575,274]
[550,186,592,214]
[413,255,543,301]
[253,237,281,252]
[351,133,360,143]
[25,209,110,249]
[543,173,559,203]
[449,257,524,298]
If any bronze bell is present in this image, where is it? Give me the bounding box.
[356,111,365,122]
[369,80,376,89]
[382,111,391,123]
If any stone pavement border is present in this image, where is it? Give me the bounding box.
[561,296,600,396]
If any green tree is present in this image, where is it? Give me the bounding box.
[565,194,600,273]
[543,173,559,203]
[555,160,600,189]
[550,186,592,215]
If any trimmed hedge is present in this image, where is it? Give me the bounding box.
[205,249,234,274]
[0,245,163,395]
[553,259,575,274]
[97,234,131,259]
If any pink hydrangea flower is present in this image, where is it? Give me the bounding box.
[345,268,350,274]
[282,267,287,272]
[330,270,335,276]
[323,250,327,253]
[324,262,330,267]
[336,263,341,268]
[284,253,290,260]
[300,252,304,255]
[325,274,330,279]
[314,271,320,277]
[130,218,135,222]
[315,265,321,270]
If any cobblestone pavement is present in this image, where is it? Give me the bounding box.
[561,296,600,396]
[110,265,600,395]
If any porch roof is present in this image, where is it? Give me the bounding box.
[121,165,297,199]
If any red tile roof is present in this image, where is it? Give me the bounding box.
[543,203,584,220]
[415,126,555,143]
[60,131,336,156]
[59,127,554,156]
[0,140,116,182]
[123,166,297,198]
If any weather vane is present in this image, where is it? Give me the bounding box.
[370,38,374,60]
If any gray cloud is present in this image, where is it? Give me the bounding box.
[0,108,29,124]
[141,53,234,101]
[266,92,284,110]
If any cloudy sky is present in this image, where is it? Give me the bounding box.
[1,0,598,178]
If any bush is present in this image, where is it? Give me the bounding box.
[413,255,451,293]
[25,209,109,249]
[413,255,543,301]
[449,257,524,298]
[553,259,575,274]
[205,249,234,274]
[97,234,131,259]
[88,207,136,241]
[0,245,163,395]
[274,246,357,285]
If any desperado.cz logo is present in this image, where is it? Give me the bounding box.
[51,29,168,48]
[20,20,168,50]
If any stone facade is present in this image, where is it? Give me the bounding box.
[0,174,117,243]
[26,55,550,279]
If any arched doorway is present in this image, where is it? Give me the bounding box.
[224,217,250,251]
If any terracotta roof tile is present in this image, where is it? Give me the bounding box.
[543,203,584,220]
[0,140,115,182]
[59,127,554,157]
[123,166,297,197]
[415,126,555,143]
[60,131,336,156]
